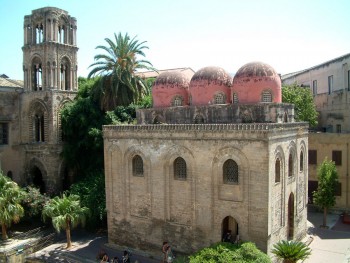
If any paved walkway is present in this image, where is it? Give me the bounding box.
[27,210,350,262]
[304,211,350,263]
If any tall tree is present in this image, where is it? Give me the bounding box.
[88,32,156,110]
[282,84,318,127]
[61,77,106,176]
[42,193,89,248]
[0,171,25,239]
[313,158,339,227]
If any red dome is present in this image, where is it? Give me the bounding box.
[232,62,281,103]
[152,71,190,108]
[189,66,232,106]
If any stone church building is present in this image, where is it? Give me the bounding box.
[104,64,309,254]
[0,7,78,193]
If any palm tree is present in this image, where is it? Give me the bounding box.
[42,193,89,248]
[0,171,25,240]
[271,240,311,263]
[88,32,156,111]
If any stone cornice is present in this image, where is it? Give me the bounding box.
[104,122,308,134]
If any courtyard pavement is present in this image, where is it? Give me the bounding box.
[303,211,350,263]
[27,209,350,262]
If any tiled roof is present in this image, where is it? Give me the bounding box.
[0,77,24,89]
[136,67,195,80]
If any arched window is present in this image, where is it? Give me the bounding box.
[275,158,281,183]
[223,159,238,184]
[60,57,71,90]
[214,93,225,104]
[233,93,239,104]
[172,96,183,106]
[132,155,144,176]
[35,23,44,44]
[33,63,42,91]
[194,114,205,124]
[288,153,294,177]
[58,25,65,44]
[174,157,187,180]
[300,151,304,172]
[261,90,272,102]
[34,114,45,142]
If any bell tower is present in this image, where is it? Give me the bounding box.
[23,7,78,91]
[20,7,78,193]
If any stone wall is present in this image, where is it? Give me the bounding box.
[104,123,308,255]
[137,103,294,125]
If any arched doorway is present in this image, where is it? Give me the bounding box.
[221,216,238,242]
[61,166,72,191]
[288,193,295,240]
[30,166,45,194]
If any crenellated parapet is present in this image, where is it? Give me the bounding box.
[137,103,295,125]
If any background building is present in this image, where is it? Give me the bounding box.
[104,63,308,255]
[282,53,350,210]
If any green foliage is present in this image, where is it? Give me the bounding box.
[61,77,106,175]
[88,32,156,110]
[138,94,153,108]
[271,240,311,263]
[313,158,339,226]
[61,77,143,176]
[282,84,318,127]
[22,186,49,218]
[189,242,271,263]
[0,171,25,239]
[70,172,106,228]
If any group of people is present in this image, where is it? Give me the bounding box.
[162,241,174,263]
[222,230,241,244]
[97,249,130,263]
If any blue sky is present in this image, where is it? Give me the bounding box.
[1,0,350,80]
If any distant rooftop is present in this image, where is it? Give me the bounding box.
[136,67,195,80]
[282,52,350,80]
[0,76,24,89]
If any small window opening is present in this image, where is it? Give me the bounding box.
[233,93,239,104]
[300,151,304,172]
[288,153,294,177]
[223,159,238,184]
[172,96,183,106]
[275,158,281,183]
[174,157,187,180]
[33,64,42,91]
[35,23,44,44]
[261,90,272,102]
[214,93,225,104]
[132,155,144,176]
[34,114,45,142]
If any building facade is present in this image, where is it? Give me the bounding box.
[0,7,78,193]
[282,53,350,133]
[282,53,350,210]
[104,63,308,255]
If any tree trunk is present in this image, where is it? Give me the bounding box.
[66,220,71,249]
[1,223,8,240]
[322,207,328,227]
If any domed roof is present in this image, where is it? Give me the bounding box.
[234,62,278,79]
[154,71,190,89]
[190,66,232,86]
[152,71,190,108]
